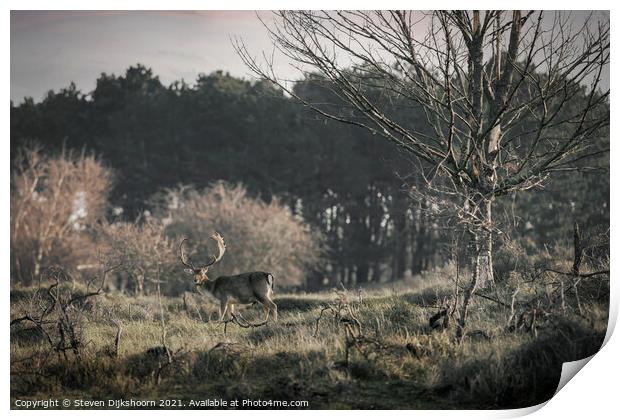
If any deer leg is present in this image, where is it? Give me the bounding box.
[219,300,229,321]
[259,298,278,322]
[262,303,270,323]
[268,299,278,322]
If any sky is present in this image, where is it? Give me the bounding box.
[10,11,287,103]
[11,10,609,104]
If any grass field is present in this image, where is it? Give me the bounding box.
[10,271,608,409]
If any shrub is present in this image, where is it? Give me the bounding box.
[96,219,178,295]
[11,145,112,284]
[152,182,323,288]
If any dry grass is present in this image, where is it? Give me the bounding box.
[10,274,608,409]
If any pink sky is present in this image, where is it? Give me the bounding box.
[11,10,608,104]
[11,11,285,103]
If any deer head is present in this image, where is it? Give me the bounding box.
[179,233,226,285]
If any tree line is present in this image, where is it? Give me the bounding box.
[11,64,608,289]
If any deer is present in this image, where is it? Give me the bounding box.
[179,233,277,323]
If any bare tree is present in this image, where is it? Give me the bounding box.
[236,10,609,335]
[97,219,177,295]
[11,145,113,283]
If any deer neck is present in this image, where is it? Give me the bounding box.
[199,279,217,294]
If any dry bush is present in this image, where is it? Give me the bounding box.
[152,182,323,288]
[96,220,178,295]
[11,145,112,284]
[10,264,118,366]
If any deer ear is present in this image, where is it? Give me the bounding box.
[184,268,194,275]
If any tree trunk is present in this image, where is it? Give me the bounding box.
[356,262,369,285]
[411,202,427,275]
[394,224,407,280]
[475,198,494,288]
[346,264,354,287]
[456,196,494,340]
[371,261,381,283]
[338,264,346,287]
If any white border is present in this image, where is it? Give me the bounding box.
[4,1,617,419]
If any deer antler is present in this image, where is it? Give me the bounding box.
[205,232,226,267]
[179,237,196,271]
